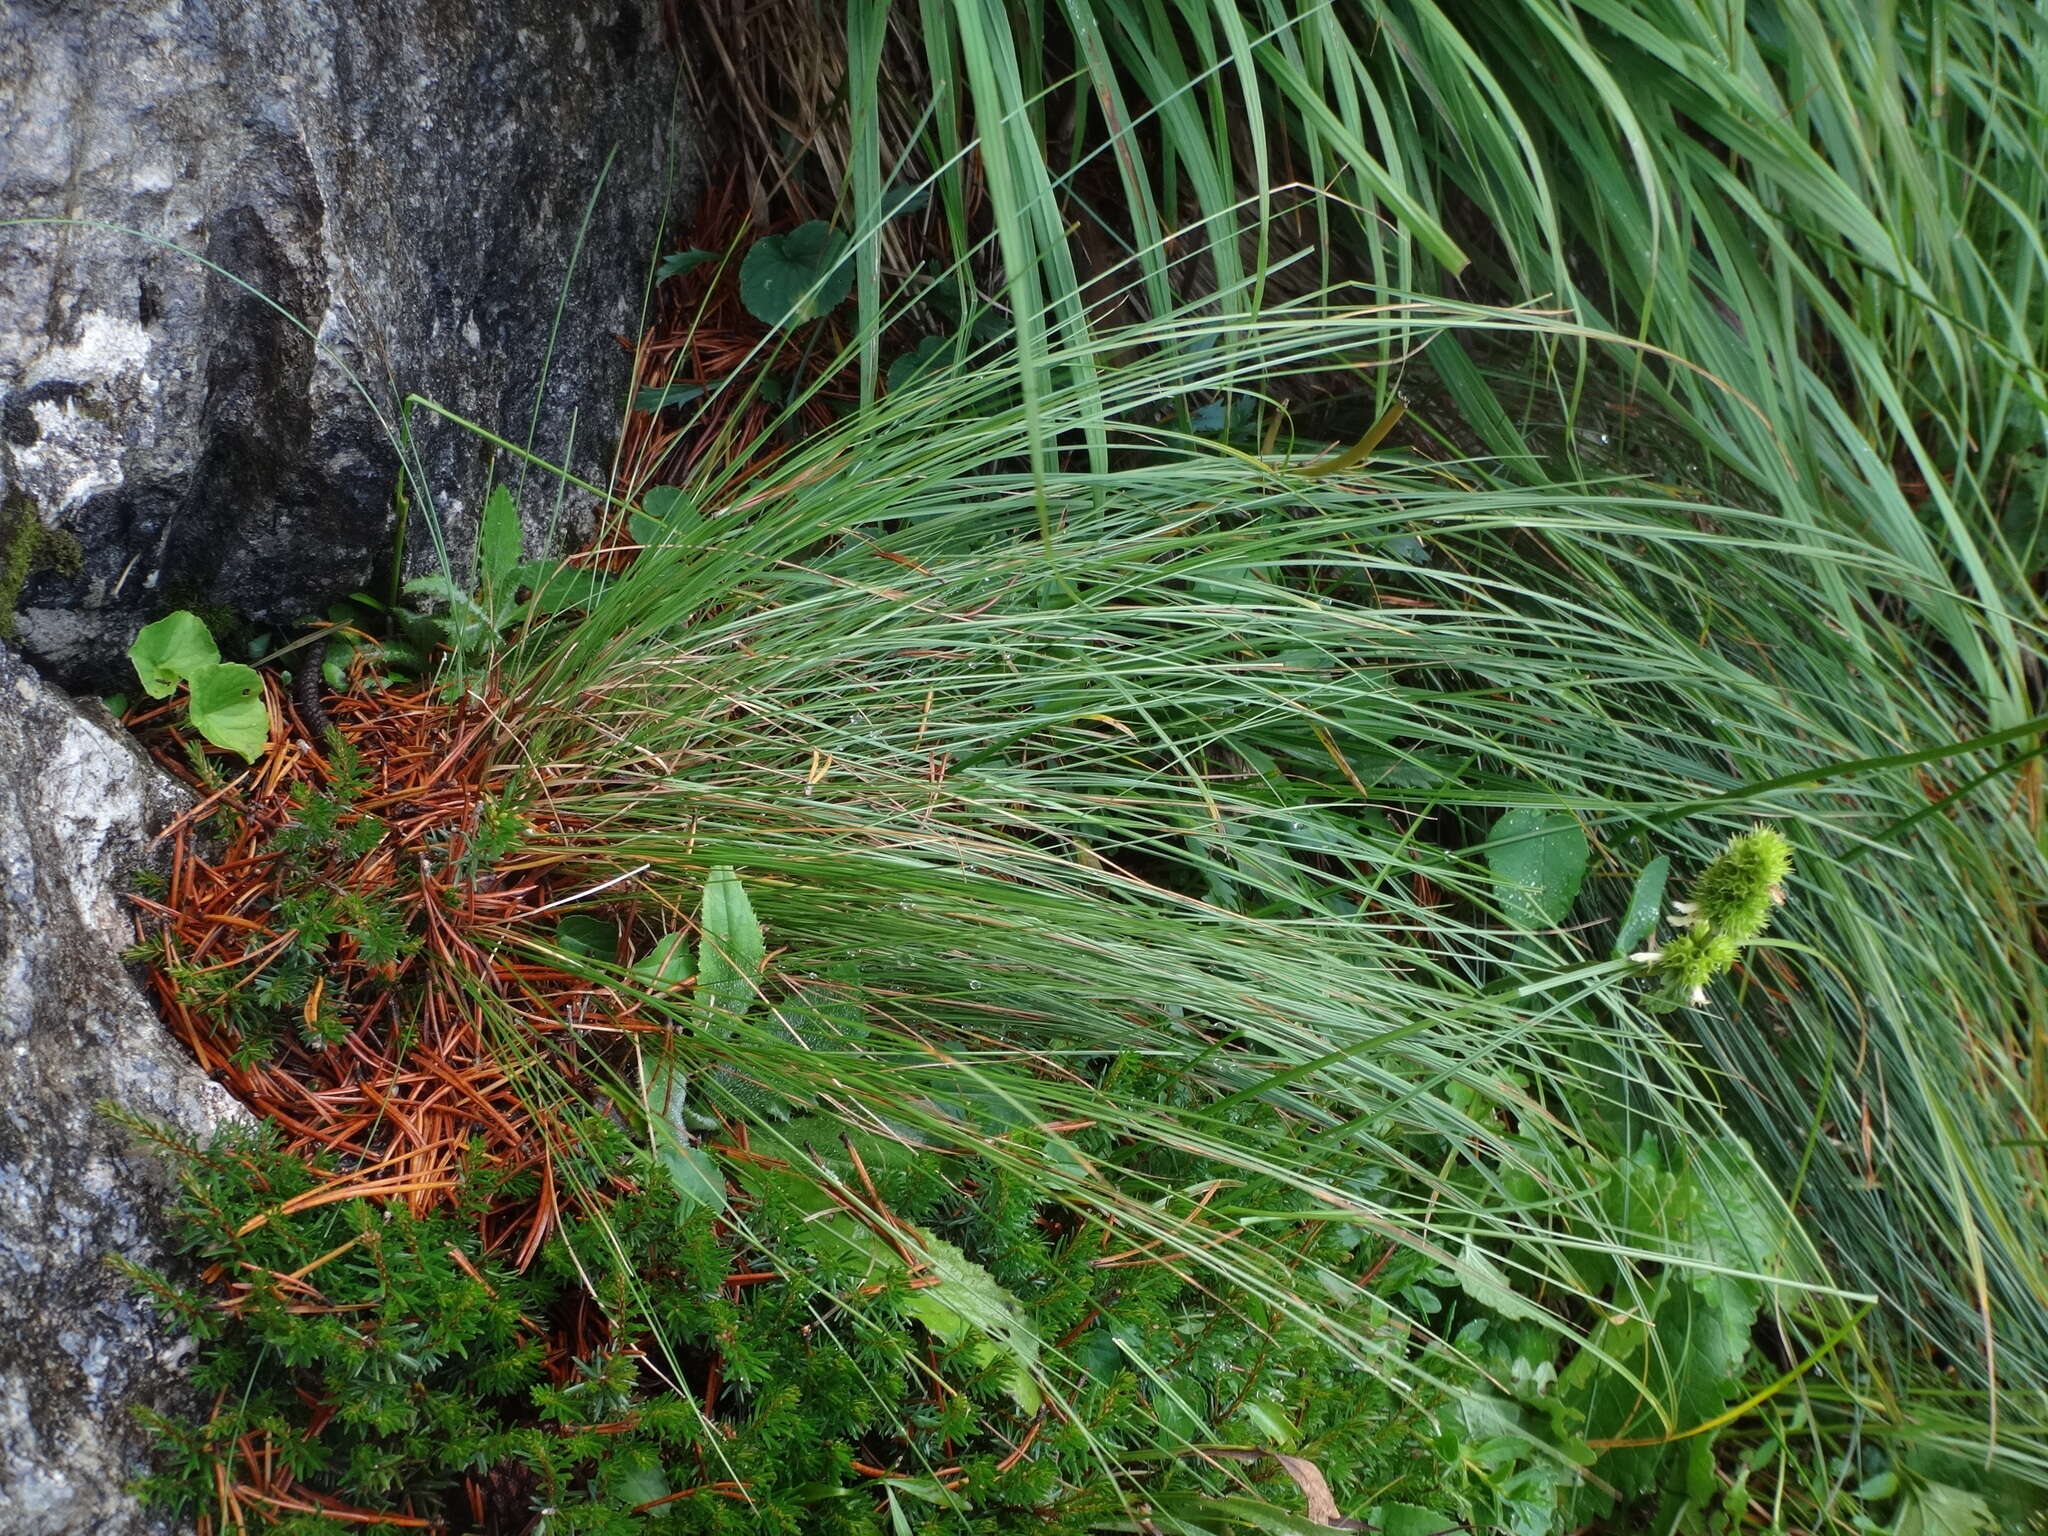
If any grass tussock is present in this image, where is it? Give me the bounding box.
[109,0,2048,1532]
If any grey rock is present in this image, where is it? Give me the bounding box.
[1,0,693,689]
[0,643,249,1534]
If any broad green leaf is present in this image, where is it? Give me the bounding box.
[1375,1505,1460,1536]
[653,1120,728,1215]
[603,1446,669,1508]
[695,866,765,1024]
[511,560,597,615]
[886,335,953,393]
[904,1235,1042,1414]
[184,662,269,762]
[644,1055,687,1121]
[1857,1471,1900,1502]
[735,1162,902,1275]
[1673,1140,1787,1342]
[1895,1483,1997,1536]
[1153,1494,1357,1536]
[1486,807,1590,930]
[642,486,696,524]
[733,1160,1039,1410]
[402,575,499,651]
[878,1477,964,1510]
[1455,1238,1549,1325]
[321,641,354,692]
[740,222,853,327]
[554,913,617,960]
[629,485,705,547]
[875,184,930,220]
[1237,1400,1297,1448]
[128,612,220,699]
[1614,855,1671,957]
[477,485,521,598]
[632,931,693,984]
[1559,1276,1751,1520]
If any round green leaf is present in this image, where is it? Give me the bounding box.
[1486,807,1590,930]
[128,611,221,699]
[886,335,953,393]
[739,222,852,327]
[184,662,270,762]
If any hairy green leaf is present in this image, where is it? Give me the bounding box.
[695,866,764,1024]
[655,248,719,282]
[477,485,521,599]
[653,1120,728,1216]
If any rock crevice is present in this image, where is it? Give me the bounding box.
[0,0,692,687]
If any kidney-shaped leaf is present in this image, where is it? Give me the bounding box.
[185,662,269,762]
[740,222,852,327]
[129,612,220,699]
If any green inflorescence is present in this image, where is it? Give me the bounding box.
[1687,827,1794,943]
[1640,828,1794,1008]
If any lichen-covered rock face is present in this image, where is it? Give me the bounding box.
[0,644,250,1534]
[0,0,692,689]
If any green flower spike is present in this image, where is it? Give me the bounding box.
[1688,827,1793,942]
[1633,827,1793,1007]
[1653,929,1742,1007]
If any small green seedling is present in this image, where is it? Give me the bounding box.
[127,612,270,763]
[402,484,597,666]
[1631,827,1794,1008]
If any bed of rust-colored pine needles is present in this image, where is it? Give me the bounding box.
[130,671,627,1531]
[134,672,623,1272]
